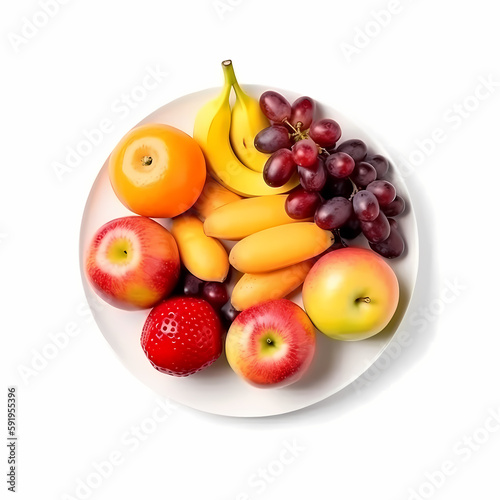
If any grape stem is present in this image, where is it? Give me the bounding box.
[333,230,348,248]
[347,177,359,200]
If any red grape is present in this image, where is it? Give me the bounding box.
[263,149,297,187]
[350,162,377,187]
[315,197,353,230]
[309,119,342,148]
[353,190,380,221]
[254,125,292,153]
[290,96,315,129]
[366,180,396,207]
[360,212,390,243]
[292,138,319,168]
[202,282,228,311]
[382,195,405,217]
[259,91,291,123]
[336,139,368,162]
[298,157,327,192]
[369,218,404,258]
[285,189,322,219]
[365,154,389,177]
[325,152,355,178]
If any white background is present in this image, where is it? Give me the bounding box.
[1,0,499,499]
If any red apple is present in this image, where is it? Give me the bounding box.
[302,247,399,340]
[85,216,180,310]
[225,299,316,388]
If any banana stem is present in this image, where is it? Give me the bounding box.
[221,60,238,88]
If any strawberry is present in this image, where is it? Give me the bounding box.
[141,296,223,377]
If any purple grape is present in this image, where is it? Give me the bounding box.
[339,214,362,240]
[369,218,404,258]
[263,148,297,187]
[183,273,203,296]
[366,180,396,207]
[336,139,368,162]
[309,119,342,148]
[259,91,291,123]
[254,125,292,153]
[202,282,228,311]
[382,195,405,217]
[360,212,390,243]
[298,157,327,192]
[322,177,354,199]
[290,96,315,129]
[285,189,322,219]
[315,197,353,230]
[292,138,318,167]
[221,301,240,328]
[350,162,377,187]
[353,190,380,222]
[365,155,389,178]
[325,152,355,178]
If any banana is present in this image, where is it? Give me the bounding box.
[193,177,242,220]
[229,62,270,172]
[229,222,334,274]
[231,260,315,311]
[204,194,310,240]
[193,60,298,197]
[171,214,229,282]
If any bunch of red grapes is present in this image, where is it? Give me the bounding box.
[255,91,405,259]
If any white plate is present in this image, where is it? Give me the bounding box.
[79,85,419,417]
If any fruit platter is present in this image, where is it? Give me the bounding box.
[80,60,418,417]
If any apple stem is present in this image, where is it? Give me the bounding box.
[357,297,371,304]
[141,156,153,166]
[266,338,273,345]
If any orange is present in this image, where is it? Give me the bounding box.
[108,123,206,218]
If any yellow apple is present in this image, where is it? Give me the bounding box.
[302,247,399,340]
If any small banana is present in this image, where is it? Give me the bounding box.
[229,222,334,274]
[193,177,242,220]
[171,214,229,282]
[231,260,315,311]
[193,60,298,197]
[204,194,310,240]
[228,62,270,172]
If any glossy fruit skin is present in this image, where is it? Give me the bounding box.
[171,214,229,282]
[315,197,353,230]
[85,216,180,310]
[204,194,306,241]
[259,91,291,123]
[141,297,223,376]
[308,119,342,148]
[229,222,334,274]
[290,96,315,129]
[202,282,229,311]
[254,125,292,153]
[109,124,206,218]
[225,299,316,388]
[335,139,368,163]
[231,260,314,311]
[263,149,297,187]
[302,247,399,340]
[298,157,327,192]
[285,189,322,219]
